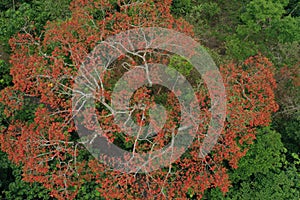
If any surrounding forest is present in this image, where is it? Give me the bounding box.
[0,0,299,199]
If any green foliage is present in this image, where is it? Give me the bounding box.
[0,3,31,47]
[198,2,221,20]
[0,0,29,11]
[75,180,104,200]
[272,41,300,67]
[269,15,300,43]
[11,97,39,124]
[204,127,300,199]
[225,35,258,61]
[292,153,300,166]
[227,167,300,200]
[239,0,288,29]
[0,0,71,49]
[0,59,12,90]
[185,2,221,26]
[228,0,300,62]
[0,150,53,199]
[185,5,205,29]
[230,127,286,182]
[273,116,300,155]
[171,0,192,15]
[168,55,193,77]
[285,0,300,17]
[0,151,14,194]
[3,179,52,200]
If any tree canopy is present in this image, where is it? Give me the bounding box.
[0,0,299,199]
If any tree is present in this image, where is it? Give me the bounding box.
[171,0,192,15]
[0,0,278,199]
[225,0,300,61]
[204,127,300,200]
[0,0,71,53]
[274,64,299,118]
[0,150,54,200]
[272,63,299,154]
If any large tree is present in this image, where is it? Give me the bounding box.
[0,0,278,199]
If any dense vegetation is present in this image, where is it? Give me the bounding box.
[0,0,299,199]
